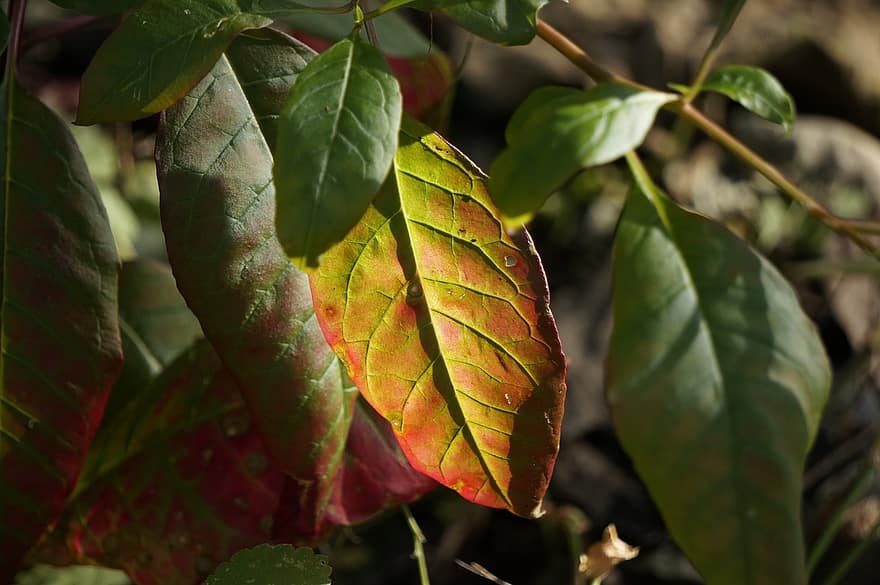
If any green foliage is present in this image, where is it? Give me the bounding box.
[274,35,402,269]
[14,565,129,585]
[205,544,331,585]
[608,159,830,584]
[489,84,675,226]
[673,65,796,131]
[48,0,141,14]
[77,0,272,123]
[1,0,871,583]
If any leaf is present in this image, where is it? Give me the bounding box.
[708,0,747,52]
[156,29,357,539]
[48,0,141,15]
[76,0,272,124]
[0,8,8,53]
[274,35,402,269]
[102,260,203,447]
[489,83,676,227]
[412,0,550,45]
[205,544,331,585]
[14,565,129,585]
[607,165,831,585]
[277,9,432,58]
[310,115,567,517]
[35,342,288,585]
[675,65,796,132]
[0,79,122,580]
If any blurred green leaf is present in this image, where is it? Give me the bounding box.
[0,8,9,53]
[77,0,271,123]
[673,65,795,131]
[607,161,830,585]
[489,83,675,227]
[205,544,331,585]
[274,36,402,269]
[48,0,141,15]
[15,565,129,585]
[709,0,747,52]
[412,0,549,45]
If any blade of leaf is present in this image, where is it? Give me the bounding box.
[0,79,122,579]
[205,544,331,585]
[155,29,356,539]
[0,8,8,53]
[76,0,272,124]
[48,0,141,15]
[680,65,795,131]
[708,0,747,52]
[34,342,288,585]
[607,161,830,585]
[310,115,567,517]
[411,0,550,45]
[274,35,402,270]
[88,260,203,477]
[489,83,676,227]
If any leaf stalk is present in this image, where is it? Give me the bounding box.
[403,505,431,585]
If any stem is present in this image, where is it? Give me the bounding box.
[6,0,28,79]
[807,466,875,575]
[534,18,880,261]
[21,14,103,54]
[403,505,431,585]
[682,45,720,103]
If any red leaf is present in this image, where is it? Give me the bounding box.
[0,81,122,578]
[310,116,567,517]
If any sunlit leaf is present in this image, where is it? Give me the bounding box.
[35,343,287,585]
[77,0,271,123]
[412,0,550,45]
[48,0,141,15]
[205,544,331,585]
[607,164,830,585]
[489,83,676,227]
[14,564,129,585]
[310,115,567,517]
[274,36,402,269]
[0,79,122,580]
[156,29,357,538]
[672,65,795,131]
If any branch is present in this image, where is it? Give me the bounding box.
[534,19,880,260]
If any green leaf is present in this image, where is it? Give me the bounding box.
[682,65,796,131]
[274,36,402,269]
[76,0,272,124]
[48,0,141,15]
[412,0,549,45]
[0,79,122,580]
[102,260,203,438]
[708,0,747,52]
[607,163,830,585]
[14,565,129,585]
[0,9,9,53]
[205,544,331,585]
[310,115,567,518]
[275,9,432,58]
[156,29,357,538]
[489,83,676,227]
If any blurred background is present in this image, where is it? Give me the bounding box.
[12,0,880,583]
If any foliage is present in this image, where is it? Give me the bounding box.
[0,0,874,584]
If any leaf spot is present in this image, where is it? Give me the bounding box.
[503,255,517,267]
[406,280,423,304]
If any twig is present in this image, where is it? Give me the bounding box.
[455,559,513,585]
[403,505,431,585]
[534,18,880,261]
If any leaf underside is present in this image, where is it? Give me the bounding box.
[310,116,567,517]
[413,0,550,45]
[607,182,830,585]
[0,80,122,579]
